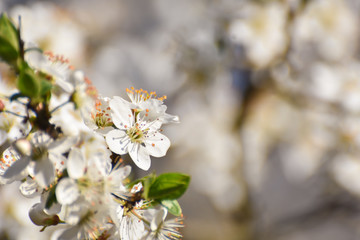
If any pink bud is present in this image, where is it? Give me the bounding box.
[0,99,4,112]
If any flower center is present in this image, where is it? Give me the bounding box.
[32,145,48,160]
[126,125,145,143]
[77,177,92,191]
[92,100,113,129]
[77,176,105,205]
[94,112,113,128]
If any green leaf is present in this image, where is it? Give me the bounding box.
[161,199,182,216]
[142,172,156,199]
[148,173,190,200]
[16,62,52,103]
[17,63,40,99]
[37,71,53,98]
[0,13,19,65]
[39,78,52,97]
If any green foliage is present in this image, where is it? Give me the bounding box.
[39,75,53,98]
[160,199,182,216]
[0,13,52,104]
[17,63,41,98]
[129,172,190,216]
[147,172,190,200]
[17,62,52,103]
[141,172,157,200]
[0,13,20,66]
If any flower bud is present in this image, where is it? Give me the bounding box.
[29,203,61,227]
[0,99,5,112]
[14,138,32,156]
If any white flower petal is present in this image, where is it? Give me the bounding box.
[160,113,180,124]
[83,117,98,130]
[94,155,112,176]
[29,203,52,226]
[150,208,167,231]
[30,158,55,188]
[49,152,67,173]
[49,136,77,155]
[0,130,7,146]
[129,144,151,171]
[145,132,171,158]
[3,156,30,178]
[67,148,85,179]
[62,200,86,225]
[110,96,134,129]
[44,201,62,215]
[51,226,79,240]
[56,178,80,205]
[118,207,145,240]
[26,50,51,73]
[106,129,129,155]
[107,165,132,195]
[138,99,179,124]
[95,126,114,135]
[109,166,130,182]
[56,79,74,93]
[116,165,132,179]
[138,99,166,122]
[19,178,41,198]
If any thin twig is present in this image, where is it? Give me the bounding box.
[50,101,71,113]
[3,110,27,119]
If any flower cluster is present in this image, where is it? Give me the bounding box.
[0,13,189,240]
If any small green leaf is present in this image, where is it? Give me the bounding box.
[148,173,190,200]
[17,64,40,99]
[0,13,19,65]
[16,62,52,103]
[142,172,156,199]
[161,199,182,216]
[39,79,52,97]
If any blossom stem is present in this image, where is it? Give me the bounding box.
[131,209,150,226]
[24,47,43,54]
[4,110,27,118]
[50,100,71,113]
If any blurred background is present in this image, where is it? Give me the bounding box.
[2,0,360,239]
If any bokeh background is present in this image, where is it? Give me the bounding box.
[2,0,360,239]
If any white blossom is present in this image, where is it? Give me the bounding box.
[143,207,184,240]
[106,96,171,170]
[2,132,73,188]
